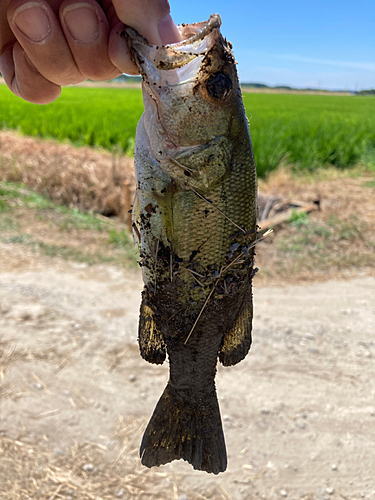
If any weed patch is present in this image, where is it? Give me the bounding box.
[0,181,137,268]
[108,228,132,248]
[361,179,375,188]
[56,207,107,232]
[327,215,363,241]
[287,210,310,226]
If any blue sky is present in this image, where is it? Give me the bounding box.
[170,0,375,91]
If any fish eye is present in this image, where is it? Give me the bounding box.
[206,72,233,100]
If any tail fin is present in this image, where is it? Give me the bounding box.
[140,383,227,474]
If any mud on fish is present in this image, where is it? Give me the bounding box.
[123,14,258,474]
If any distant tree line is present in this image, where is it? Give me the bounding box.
[356,89,375,96]
[1,71,373,94]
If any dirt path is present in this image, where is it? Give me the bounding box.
[1,241,374,499]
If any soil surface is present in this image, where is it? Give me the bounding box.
[1,240,374,499]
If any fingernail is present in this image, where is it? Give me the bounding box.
[13,2,51,43]
[158,13,182,45]
[62,3,99,43]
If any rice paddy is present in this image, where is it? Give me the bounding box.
[0,84,374,176]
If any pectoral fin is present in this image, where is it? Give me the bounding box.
[138,298,166,364]
[219,287,253,366]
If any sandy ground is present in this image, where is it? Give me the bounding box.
[1,240,374,499]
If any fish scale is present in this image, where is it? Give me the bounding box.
[124,13,258,474]
[172,188,229,266]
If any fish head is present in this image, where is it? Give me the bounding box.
[124,15,243,168]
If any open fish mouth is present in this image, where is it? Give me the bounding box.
[123,15,228,102]
[124,14,222,75]
[123,14,237,155]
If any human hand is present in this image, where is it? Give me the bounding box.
[0,0,181,104]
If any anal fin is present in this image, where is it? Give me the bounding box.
[138,298,166,364]
[219,286,253,366]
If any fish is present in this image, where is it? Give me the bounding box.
[123,14,258,474]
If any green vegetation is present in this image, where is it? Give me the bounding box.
[1,84,374,176]
[357,89,375,96]
[243,93,375,176]
[57,207,106,232]
[362,179,375,188]
[0,86,143,154]
[279,214,364,255]
[0,182,105,230]
[108,228,133,248]
[286,209,310,226]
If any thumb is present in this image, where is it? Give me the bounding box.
[111,0,181,45]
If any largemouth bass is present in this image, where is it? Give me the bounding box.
[124,14,258,474]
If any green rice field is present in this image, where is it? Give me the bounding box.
[0,86,143,154]
[1,84,374,177]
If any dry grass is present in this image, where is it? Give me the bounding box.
[0,430,158,500]
[0,421,230,500]
[0,131,135,225]
[255,166,375,284]
[0,340,31,381]
[0,328,230,499]
[0,339,227,499]
[0,340,78,386]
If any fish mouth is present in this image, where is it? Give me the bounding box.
[123,15,230,153]
[174,14,221,47]
[123,14,222,73]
